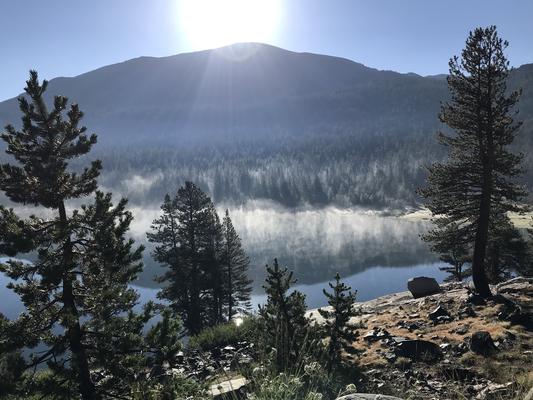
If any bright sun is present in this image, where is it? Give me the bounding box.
[178,0,282,49]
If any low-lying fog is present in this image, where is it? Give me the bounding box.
[1,201,448,314]
[130,201,439,288]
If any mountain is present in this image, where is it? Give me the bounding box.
[0,43,532,207]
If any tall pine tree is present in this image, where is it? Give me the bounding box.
[205,203,225,325]
[222,209,252,320]
[420,26,526,297]
[0,72,148,399]
[148,182,215,335]
[318,273,358,372]
[258,258,309,372]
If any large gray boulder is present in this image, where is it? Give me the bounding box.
[336,395,404,400]
[407,277,440,298]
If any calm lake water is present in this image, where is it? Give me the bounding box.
[1,206,448,319]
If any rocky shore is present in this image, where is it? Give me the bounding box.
[167,277,533,399]
[308,277,533,399]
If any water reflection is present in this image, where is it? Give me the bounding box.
[1,207,442,319]
[1,261,448,320]
[134,206,437,287]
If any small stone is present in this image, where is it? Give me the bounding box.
[428,305,450,322]
[436,315,452,323]
[439,343,451,351]
[470,331,497,355]
[455,325,470,335]
[467,293,486,306]
[394,339,442,362]
[459,305,477,318]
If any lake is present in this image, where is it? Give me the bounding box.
[0,206,448,319]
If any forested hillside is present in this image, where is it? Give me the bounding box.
[1,43,531,208]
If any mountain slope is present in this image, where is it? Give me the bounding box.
[0,43,449,143]
[0,43,531,207]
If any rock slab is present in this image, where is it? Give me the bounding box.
[209,376,248,398]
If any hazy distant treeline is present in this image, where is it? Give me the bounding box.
[82,132,442,208]
[86,130,530,209]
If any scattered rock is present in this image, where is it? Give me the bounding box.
[469,331,497,355]
[428,305,451,322]
[363,328,390,342]
[505,307,533,331]
[383,351,397,363]
[474,381,514,400]
[454,324,470,335]
[467,293,486,306]
[458,304,477,318]
[394,339,442,362]
[407,277,440,298]
[439,343,451,352]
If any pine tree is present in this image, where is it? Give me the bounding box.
[318,273,358,372]
[0,72,148,399]
[222,209,252,320]
[144,307,183,380]
[148,182,214,335]
[485,213,531,282]
[204,203,225,325]
[258,258,309,371]
[423,222,472,282]
[419,26,526,297]
[0,314,25,396]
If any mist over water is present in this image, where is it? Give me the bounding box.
[133,202,438,288]
[0,201,442,319]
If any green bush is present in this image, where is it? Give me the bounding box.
[188,317,258,351]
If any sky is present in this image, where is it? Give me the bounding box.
[1,0,532,101]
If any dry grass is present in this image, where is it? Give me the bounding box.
[335,281,533,400]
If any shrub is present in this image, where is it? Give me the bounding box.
[247,362,353,400]
[188,317,258,351]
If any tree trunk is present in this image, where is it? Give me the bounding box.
[471,164,493,298]
[59,202,97,400]
[227,257,233,320]
[472,64,494,299]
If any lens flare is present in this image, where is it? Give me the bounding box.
[178,0,282,49]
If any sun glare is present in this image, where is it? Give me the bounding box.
[178,0,282,49]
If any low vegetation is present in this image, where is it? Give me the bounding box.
[188,318,258,352]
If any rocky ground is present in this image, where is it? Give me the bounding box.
[308,277,533,400]
[168,277,533,399]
